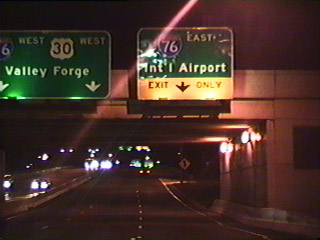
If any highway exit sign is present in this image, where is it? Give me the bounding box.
[137,27,233,100]
[0,31,110,99]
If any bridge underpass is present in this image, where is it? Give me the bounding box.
[0,117,262,146]
[1,70,320,238]
[0,116,263,172]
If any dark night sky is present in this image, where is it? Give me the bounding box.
[1,0,320,70]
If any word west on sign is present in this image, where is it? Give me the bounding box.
[0,31,110,99]
[137,27,234,100]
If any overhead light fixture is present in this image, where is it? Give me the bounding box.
[220,142,234,153]
[241,131,250,144]
[241,130,263,143]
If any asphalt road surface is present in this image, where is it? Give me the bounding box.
[4,168,308,240]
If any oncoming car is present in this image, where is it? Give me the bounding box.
[139,169,151,175]
[3,175,14,190]
[30,179,52,190]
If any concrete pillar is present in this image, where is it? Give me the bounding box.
[266,119,276,208]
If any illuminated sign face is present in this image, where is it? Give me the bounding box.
[137,27,234,100]
[0,31,110,99]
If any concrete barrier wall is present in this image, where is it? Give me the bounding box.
[219,70,320,220]
[4,174,92,217]
[210,199,320,238]
[220,134,267,208]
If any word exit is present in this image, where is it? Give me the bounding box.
[147,80,222,89]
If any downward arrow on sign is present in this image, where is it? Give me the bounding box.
[176,82,190,92]
[85,81,101,92]
[0,81,9,92]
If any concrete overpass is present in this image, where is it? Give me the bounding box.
[1,70,320,235]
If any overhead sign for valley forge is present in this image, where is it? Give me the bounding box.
[137,27,233,100]
[0,31,110,99]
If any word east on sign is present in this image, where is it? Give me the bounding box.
[0,31,110,99]
[137,27,234,100]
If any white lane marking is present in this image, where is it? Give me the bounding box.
[6,215,18,220]
[139,210,143,214]
[139,204,143,208]
[139,217,143,221]
[131,236,143,239]
[159,178,271,240]
[138,225,143,229]
[41,225,49,230]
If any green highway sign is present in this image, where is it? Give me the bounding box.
[0,31,110,99]
[137,27,233,100]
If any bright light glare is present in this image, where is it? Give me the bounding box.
[140,49,157,58]
[227,143,234,153]
[5,193,10,201]
[40,181,50,189]
[115,160,120,165]
[42,153,49,161]
[84,162,90,171]
[241,131,250,144]
[108,153,113,158]
[3,180,12,189]
[255,133,262,141]
[155,0,199,47]
[202,137,230,142]
[90,160,99,170]
[130,160,142,168]
[128,0,198,90]
[100,160,113,170]
[31,181,39,189]
[144,161,154,169]
[60,148,66,153]
[218,125,250,129]
[220,142,234,153]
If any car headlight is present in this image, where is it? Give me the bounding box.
[3,180,12,189]
[31,181,40,189]
[40,181,50,189]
